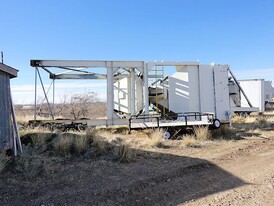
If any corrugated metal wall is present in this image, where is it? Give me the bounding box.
[0,70,13,151]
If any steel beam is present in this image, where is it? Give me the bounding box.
[228,67,253,107]
[31,60,199,69]
[130,68,136,114]
[50,73,107,80]
[31,60,146,68]
[107,66,114,125]
[34,67,37,120]
[37,68,54,120]
[144,63,149,115]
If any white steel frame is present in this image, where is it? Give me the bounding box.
[31,60,199,126]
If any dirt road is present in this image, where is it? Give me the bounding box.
[1,134,274,205]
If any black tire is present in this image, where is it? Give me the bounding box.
[212,119,221,129]
[163,131,171,139]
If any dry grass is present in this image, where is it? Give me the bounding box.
[117,143,132,162]
[75,136,87,154]
[30,132,52,146]
[193,126,209,141]
[16,114,34,125]
[0,153,11,173]
[148,129,164,148]
[181,134,199,148]
[232,115,247,123]
[54,134,75,156]
[211,125,239,140]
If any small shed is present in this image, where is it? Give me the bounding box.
[0,63,18,153]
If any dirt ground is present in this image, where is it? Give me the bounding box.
[1,129,274,205]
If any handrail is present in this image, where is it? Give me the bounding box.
[129,112,215,131]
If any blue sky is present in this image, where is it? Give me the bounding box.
[1,0,274,103]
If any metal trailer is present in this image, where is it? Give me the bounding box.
[29,60,257,133]
[0,63,22,155]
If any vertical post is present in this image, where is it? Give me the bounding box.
[53,79,55,119]
[212,65,217,118]
[144,63,149,115]
[130,68,136,115]
[197,65,202,114]
[34,67,38,120]
[10,92,22,154]
[1,51,3,63]
[107,64,114,125]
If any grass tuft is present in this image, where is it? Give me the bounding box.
[75,136,87,154]
[54,134,74,157]
[181,134,199,148]
[148,129,164,148]
[118,143,132,162]
[193,126,209,141]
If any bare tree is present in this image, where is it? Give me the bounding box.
[57,92,99,120]
[69,92,99,120]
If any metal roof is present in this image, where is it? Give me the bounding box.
[0,63,18,78]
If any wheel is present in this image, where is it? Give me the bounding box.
[212,119,221,129]
[163,131,171,139]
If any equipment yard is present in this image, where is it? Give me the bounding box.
[1,114,274,205]
[1,1,274,205]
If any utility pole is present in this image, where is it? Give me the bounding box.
[1,51,3,63]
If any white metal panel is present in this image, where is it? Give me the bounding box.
[169,65,201,113]
[199,65,215,113]
[239,79,265,112]
[264,80,272,102]
[114,76,143,114]
[114,77,130,114]
[214,65,230,121]
[169,71,190,113]
[136,77,143,112]
[188,67,200,112]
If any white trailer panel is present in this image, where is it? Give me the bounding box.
[239,79,265,112]
[168,64,230,122]
[213,65,230,121]
[264,80,273,102]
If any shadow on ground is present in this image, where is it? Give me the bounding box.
[0,132,246,206]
